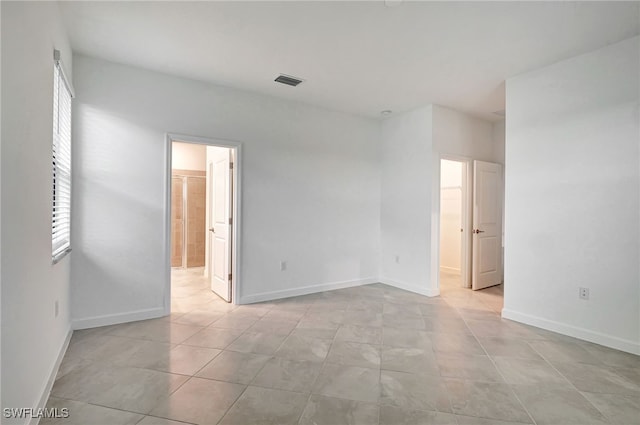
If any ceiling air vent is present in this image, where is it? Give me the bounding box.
[275,74,304,87]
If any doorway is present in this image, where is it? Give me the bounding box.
[165,134,241,309]
[438,158,503,294]
[439,159,470,290]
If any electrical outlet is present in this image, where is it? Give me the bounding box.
[280,261,287,271]
[395,255,400,264]
[579,287,589,300]
[55,300,59,318]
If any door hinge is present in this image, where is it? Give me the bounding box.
[228,273,232,281]
[229,162,234,170]
[229,217,233,225]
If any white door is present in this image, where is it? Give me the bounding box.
[472,160,502,290]
[208,148,232,302]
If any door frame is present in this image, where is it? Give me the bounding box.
[432,154,473,292]
[164,133,242,310]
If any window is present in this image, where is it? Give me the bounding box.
[52,52,73,262]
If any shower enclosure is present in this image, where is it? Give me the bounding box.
[171,171,206,268]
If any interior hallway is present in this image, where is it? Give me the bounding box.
[43,271,639,425]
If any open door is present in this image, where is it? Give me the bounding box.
[208,147,232,302]
[472,160,502,290]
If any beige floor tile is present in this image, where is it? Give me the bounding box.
[290,327,337,340]
[343,310,383,327]
[226,331,288,355]
[381,346,440,376]
[528,340,604,365]
[51,363,188,414]
[552,361,640,395]
[581,342,640,368]
[513,385,608,425]
[296,317,341,331]
[172,309,225,327]
[478,337,542,359]
[383,301,422,316]
[148,344,221,375]
[46,269,640,425]
[445,380,532,423]
[64,334,143,362]
[300,395,379,425]
[326,341,381,369]
[379,405,457,425]
[582,391,640,425]
[313,363,380,403]
[110,339,175,369]
[181,327,243,349]
[466,319,540,340]
[383,313,426,330]
[428,332,485,355]
[106,319,204,344]
[612,365,640,386]
[218,386,308,425]
[493,357,570,387]
[137,416,196,425]
[455,415,532,425]
[382,328,432,349]
[428,317,473,335]
[209,313,259,331]
[247,318,298,335]
[149,377,245,424]
[334,325,382,345]
[436,353,504,382]
[42,397,143,425]
[252,357,323,392]
[196,350,270,384]
[380,370,451,412]
[275,334,331,362]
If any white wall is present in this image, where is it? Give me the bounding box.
[492,119,505,165]
[172,141,206,171]
[70,55,380,325]
[504,36,640,354]
[379,106,436,295]
[440,160,462,273]
[493,119,506,279]
[1,2,73,422]
[432,105,496,161]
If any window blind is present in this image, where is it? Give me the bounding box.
[52,60,73,262]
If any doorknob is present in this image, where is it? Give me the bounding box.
[209,227,215,233]
[473,229,485,234]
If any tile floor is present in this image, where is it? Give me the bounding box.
[43,269,640,425]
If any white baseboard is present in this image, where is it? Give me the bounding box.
[439,266,460,274]
[31,328,72,425]
[72,307,165,330]
[502,308,640,355]
[239,277,378,305]
[379,277,440,297]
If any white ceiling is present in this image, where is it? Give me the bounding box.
[59,1,639,121]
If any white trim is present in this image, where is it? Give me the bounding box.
[165,133,242,307]
[239,277,378,305]
[30,328,72,425]
[430,154,441,294]
[502,308,640,355]
[439,266,461,274]
[71,307,165,330]
[379,277,440,297]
